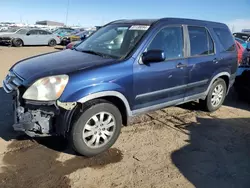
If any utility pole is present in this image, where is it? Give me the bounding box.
[232,25,235,33]
[65,0,70,26]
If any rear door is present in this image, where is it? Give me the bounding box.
[185,26,217,98]
[38,30,51,45]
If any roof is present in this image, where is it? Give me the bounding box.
[112,19,158,25]
[110,18,226,27]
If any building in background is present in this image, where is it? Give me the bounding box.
[35,20,64,26]
[242,29,250,33]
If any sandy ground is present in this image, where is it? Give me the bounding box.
[0,46,250,188]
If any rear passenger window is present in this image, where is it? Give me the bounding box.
[214,28,235,52]
[188,26,214,56]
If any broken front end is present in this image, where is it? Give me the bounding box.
[3,71,77,137]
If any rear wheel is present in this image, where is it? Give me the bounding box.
[70,100,122,157]
[201,78,227,112]
[48,39,57,47]
[12,38,23,47]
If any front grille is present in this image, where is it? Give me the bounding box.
[3,71,23,93]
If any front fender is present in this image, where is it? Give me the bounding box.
[60,82,126,102]
[59,83,132,116]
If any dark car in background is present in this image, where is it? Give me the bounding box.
[61,30,94,45]
[64,40,82,49]
[233,32,250,42]
[3,18,237,157]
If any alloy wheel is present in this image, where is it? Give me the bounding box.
[211,84,224,107]
[82,112,116,149]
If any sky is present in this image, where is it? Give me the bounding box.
[0,0,249,31]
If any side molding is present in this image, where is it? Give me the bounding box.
[77,91,132,116]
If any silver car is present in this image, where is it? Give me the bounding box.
[0,28,61,47]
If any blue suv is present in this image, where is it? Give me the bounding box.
[3,18,237,156]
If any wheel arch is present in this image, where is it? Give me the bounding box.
[205,72,230,95]
[77,91,132,117]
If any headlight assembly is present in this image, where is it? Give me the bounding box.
[23,75,69,101]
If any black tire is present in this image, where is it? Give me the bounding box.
[70,99,122,157]
[48,39,57,47]
[201,78,227,112]
[12,38,23,47]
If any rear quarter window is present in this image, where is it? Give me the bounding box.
[213,28,235,52]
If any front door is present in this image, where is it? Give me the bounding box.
[133,26,189,111]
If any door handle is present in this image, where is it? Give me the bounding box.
[176,62,187,68]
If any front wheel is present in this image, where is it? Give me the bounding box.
[201,78,227,112]
[12,38,23,47]
[70,100,122,157]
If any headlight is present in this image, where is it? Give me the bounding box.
[23,75,69,101]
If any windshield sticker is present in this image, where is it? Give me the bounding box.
[129,25,150,30]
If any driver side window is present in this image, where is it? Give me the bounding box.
[147,26,184,60]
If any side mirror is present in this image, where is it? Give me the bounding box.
[247,43,250,51]
[26,33,30,36]
[142,50,165,63]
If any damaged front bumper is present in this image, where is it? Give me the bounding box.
[12,89,77,137]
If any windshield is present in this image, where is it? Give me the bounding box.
[5,28,19,32]
[53,28,74,34]
[75,24,150,59]
[16,29,28,34]
[233,33,250,41]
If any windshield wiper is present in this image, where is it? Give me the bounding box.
[81,50,107,57]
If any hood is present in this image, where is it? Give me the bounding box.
[0,32,14,36]
[12,49,116,85]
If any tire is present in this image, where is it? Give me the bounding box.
[70,99,122,157]
[201,78,227,112]
[12,38,23,47]
[48,39,57,47]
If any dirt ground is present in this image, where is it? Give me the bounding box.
[0,46,250,188]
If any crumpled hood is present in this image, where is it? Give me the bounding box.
[12,49,116,84]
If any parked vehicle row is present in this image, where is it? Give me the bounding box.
[60,30,94,45]
[0,28,61,47]
[233,32,250,42]
[3,18,237,157]
[0,26,97,47]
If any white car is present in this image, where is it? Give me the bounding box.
[0,28,61,47]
